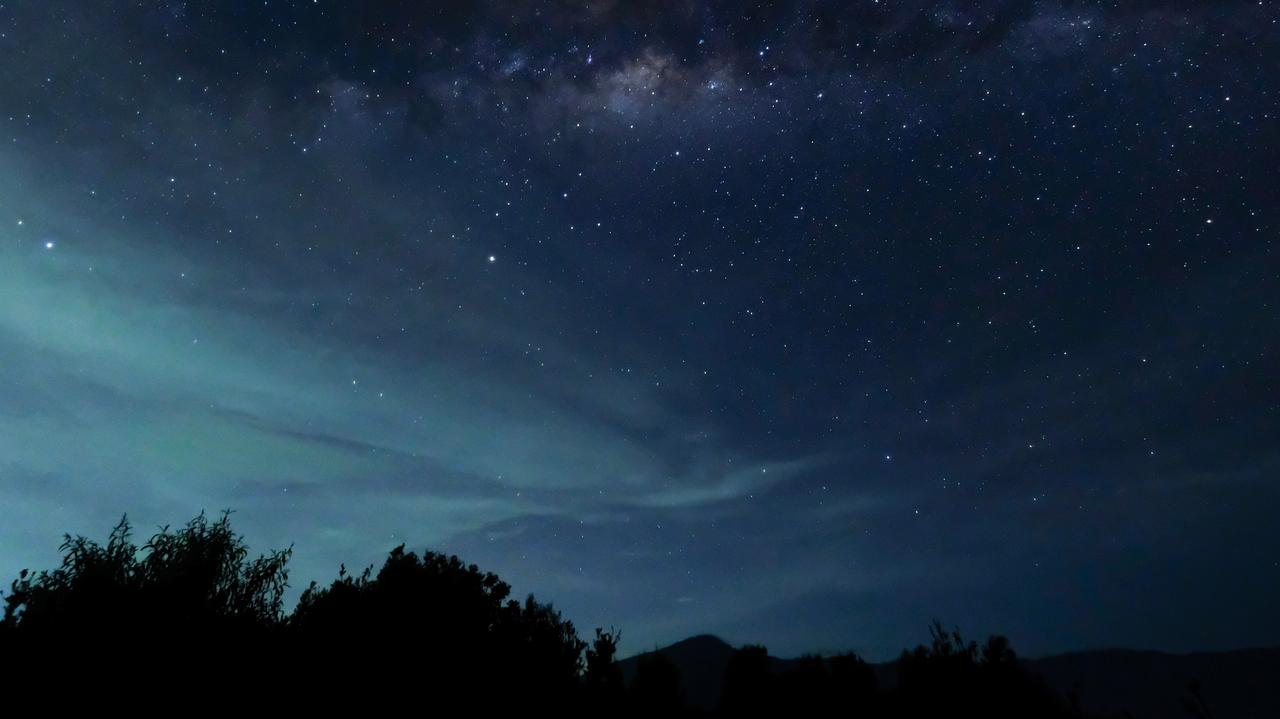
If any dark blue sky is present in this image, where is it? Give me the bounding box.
[0,1,1276,659]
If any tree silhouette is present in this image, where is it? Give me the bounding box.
[0,511,293,703]
[721,644,775,715]
[2,511,289,636]
[894,621,1076,718]
[0,511,1115,717]
[630,649,685,714]
[288,542,588,710]
[0,511,597,712]
[775,654,831,715]
[829,651,878,712]
[584,627,626,710]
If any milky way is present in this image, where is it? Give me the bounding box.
[0,1,1277,658]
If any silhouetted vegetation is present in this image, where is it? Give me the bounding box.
[0,512,585,711]
[631,649,685,714]
[0,511,1185,716]
[2,511,290,637]
[722,644,774,715]
[892,621,1078,717]
[585,627,627,710]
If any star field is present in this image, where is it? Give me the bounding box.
[0,1,1277,658]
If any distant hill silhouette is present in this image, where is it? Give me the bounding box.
[620,635,1280,718]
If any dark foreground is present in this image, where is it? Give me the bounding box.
[1,513,1270,717]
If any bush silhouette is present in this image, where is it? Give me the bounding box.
[893,620,1077,718]
[631,649,685,714]
[722,644,775,715]
[829,651,878,711]
[0,511,590,712]
[289,543,587,709]
[584,627,626,710]
[776,654,840,715]
[2,511,289,637]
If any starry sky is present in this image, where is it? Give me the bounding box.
[1,1,1277,659]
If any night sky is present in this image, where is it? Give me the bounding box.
[1,1,1277,660]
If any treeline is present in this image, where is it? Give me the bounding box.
[620,630,1090,718]
[1,512,1091,716]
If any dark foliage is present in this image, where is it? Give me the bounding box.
[2,511,289,636]
[829,651,879,708]
[0,512,585,712]
[585,627,626,711]
[890,621,1080,718]
[631,649,685,714]
[722,644,775,715]
[289,543,585,708]
[0,512,1125,716]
